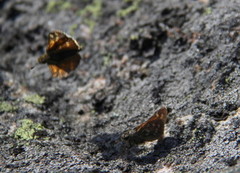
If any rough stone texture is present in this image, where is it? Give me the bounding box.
[0,0,239,172]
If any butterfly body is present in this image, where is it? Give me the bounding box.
[122,107,169,145]
[37,31,82,78]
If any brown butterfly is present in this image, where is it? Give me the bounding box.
[36,30,82,78]
[121,107,169,145]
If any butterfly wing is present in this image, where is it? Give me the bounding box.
[46,31,81,57]
[122,107,168,145]
[135,107,168,131]
[134,116,164,142]
[48,54,81,78]
[133,107,168,142]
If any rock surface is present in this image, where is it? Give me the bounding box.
[0,0,239,172]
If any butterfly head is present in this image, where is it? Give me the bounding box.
[38,54,49,64]
[121,129,139,146]
[121,129,136,141]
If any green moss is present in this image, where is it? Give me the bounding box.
[78,0,102,19]
[69,23,79,36]
[77,0,102,32]
[130,34,139,40]
[24,94,45,105]
[225,77,231,84]
[0,101,17,112]
[14,119,44,140]
[103,53,113,66]
[46,0,72,13]
[85,19,97,32]
[204,7,212,15]
[117,0,142,17]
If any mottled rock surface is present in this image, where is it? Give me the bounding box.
[0,0,239,172]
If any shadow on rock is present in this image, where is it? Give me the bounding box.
[124,137,179,165]
[91,134,179,165]
[91,133,124,161]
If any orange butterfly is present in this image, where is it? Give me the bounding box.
[122,107,169,145]
[37,30,82,78]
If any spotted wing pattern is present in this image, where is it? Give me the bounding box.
[46,31,81,56]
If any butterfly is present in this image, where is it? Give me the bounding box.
[121,107,169,145]
[36,30,82,78]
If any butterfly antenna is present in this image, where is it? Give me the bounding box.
[30,59,40,70]
[30,63,36,70]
